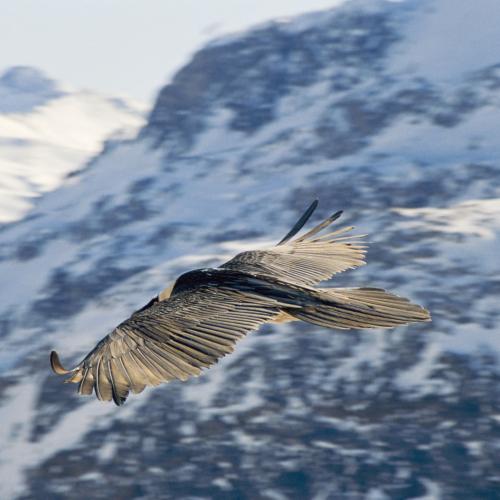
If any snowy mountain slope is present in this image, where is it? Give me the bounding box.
[1,0,500,498]
[0,66,146,223]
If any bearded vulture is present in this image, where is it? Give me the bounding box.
[50,200,430,405]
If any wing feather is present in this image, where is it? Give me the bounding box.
[51,279,282,405]
[221,205,366,286]
[277,199,318,245]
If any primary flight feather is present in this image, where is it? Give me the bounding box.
[50,200,430,405]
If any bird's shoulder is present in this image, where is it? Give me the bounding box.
[170,267,253,296]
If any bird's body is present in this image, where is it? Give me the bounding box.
[51,201,431,405]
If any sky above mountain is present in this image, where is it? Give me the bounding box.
[0,0,344,102]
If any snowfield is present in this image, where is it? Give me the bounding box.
[0,66,145,223]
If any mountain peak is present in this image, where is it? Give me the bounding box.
[0,65,63,113]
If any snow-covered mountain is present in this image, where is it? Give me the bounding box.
[0,66,146,223]
[1,0,500,498]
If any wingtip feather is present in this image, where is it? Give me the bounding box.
[277,199,320,245]
[50,350,74,375]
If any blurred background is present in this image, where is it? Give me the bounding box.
[1,0,499,498]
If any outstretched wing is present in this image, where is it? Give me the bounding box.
[51,271,285,405]
[221,201,367,286]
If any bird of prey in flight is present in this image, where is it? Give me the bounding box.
[51,200,430,405]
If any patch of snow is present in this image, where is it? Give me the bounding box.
[411,479,443,500]
[390,0,500,83]
[0,76,146,223]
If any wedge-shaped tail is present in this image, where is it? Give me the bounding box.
[289,287,431,329]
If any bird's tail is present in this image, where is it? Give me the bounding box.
[288,287,430,329]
